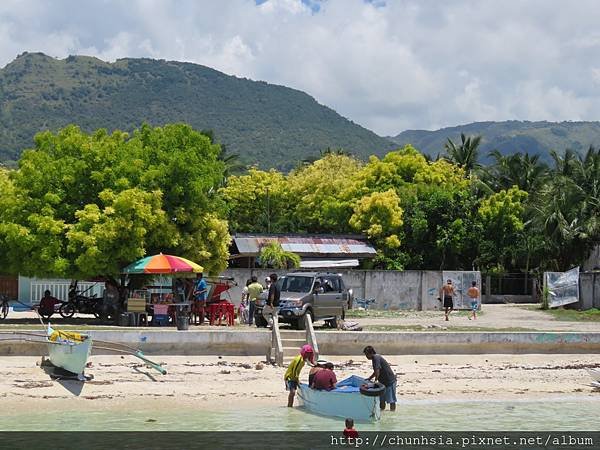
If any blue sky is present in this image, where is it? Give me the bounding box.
[1,0,600,135]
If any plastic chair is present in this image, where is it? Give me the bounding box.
[126,298,148,326]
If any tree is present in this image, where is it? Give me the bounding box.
[219,167,291,233]
[484,150,548,193]
[287,153,361,233]
[477,186,528,270]
[258,242,300,269]
[349,190,404,269]
[0,124,230,278]
[444,133,482,173]
[531,146,600,270]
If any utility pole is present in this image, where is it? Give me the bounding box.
[266,187,271,233]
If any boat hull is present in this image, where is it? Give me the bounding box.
[588,368,600,382]
[297,383,381,422]
[47,328,92,375]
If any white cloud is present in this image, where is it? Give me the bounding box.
[1,0,600,135]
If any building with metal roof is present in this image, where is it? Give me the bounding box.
[229,234,377,269]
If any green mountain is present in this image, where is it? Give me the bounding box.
[390,121,600,162]
[0,52,395,170]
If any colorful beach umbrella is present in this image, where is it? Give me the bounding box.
[122,253,203,274]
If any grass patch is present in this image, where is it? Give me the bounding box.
[542,307,600,322]
[363,325,536,332]
[345,309,483,319]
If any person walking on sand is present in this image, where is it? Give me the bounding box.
[439,279,455,321]
[284,344,315,407]
[363,346,397,411]
[467,280,480,320]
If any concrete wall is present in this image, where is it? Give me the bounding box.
[579,272,600,310]
[222,268,462,311]
[2,330,599,356]
[484,295,536,304]
[583,245,600,271]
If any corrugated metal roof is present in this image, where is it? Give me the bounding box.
[232,235,376,258]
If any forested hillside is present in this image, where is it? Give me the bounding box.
[0,52,394,170]
[390,121,600,162]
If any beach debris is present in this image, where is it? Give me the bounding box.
[241,363,252,369]
[145,419,157,423]
[255,362,264,370]
[86,362,93,368]
[219,369,231,374]
[14,381,53,389]
[218,356,223,359]
[432,369,441,373]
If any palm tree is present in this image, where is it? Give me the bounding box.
[484,150,548,193]
[444,133,482,173]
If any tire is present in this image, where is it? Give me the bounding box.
[59,303,76,318]
[327,316,338,328]
[360,382,385,397]
[296,309,313,330]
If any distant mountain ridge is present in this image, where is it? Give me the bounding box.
[0,52,395,170]
[389,121,600,162]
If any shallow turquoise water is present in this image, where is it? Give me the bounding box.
[5,399,599,431]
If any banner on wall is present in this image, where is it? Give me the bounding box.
[544,266,579,308]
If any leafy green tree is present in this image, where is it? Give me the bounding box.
[401,186,480,270]
[287,153,360,233]
[349,190,404,268]
[259,242,300,269]
[477,186,528,270]
[0,124,230,278]
[219,167,290,233]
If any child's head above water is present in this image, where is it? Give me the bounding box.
[345,418,354,429]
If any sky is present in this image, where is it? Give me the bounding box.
[1,0,600,136]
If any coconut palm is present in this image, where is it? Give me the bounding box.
[444,133,482,173]
[484,150,548,193]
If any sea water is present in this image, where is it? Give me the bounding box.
[4,398,600,431]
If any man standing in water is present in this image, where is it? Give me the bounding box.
[440,279,455,321]
[364,346,396,411]
[467,280,480,320]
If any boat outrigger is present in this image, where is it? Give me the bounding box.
[0,324,166,378]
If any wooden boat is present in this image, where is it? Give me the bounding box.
[297,375,381,422]
[46,326,92,377]
[0,326,166,377]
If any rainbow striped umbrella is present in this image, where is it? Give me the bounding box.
[122,253,203,274]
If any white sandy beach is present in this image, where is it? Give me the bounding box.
[1,353,599,414]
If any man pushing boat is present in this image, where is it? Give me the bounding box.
[284,344,314,407]
[363,346,397,412]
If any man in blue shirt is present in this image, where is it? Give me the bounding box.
[192,273,208,325]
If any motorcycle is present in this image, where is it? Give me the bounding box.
[59,281,104,318]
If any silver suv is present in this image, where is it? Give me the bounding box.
[277,272,352,329]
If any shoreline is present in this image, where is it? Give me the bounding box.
[1,354,599,416]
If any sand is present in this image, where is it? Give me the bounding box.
[1,353,599,414]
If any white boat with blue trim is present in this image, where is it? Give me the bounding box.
[46,326,92,377]
[297,375,381,422]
